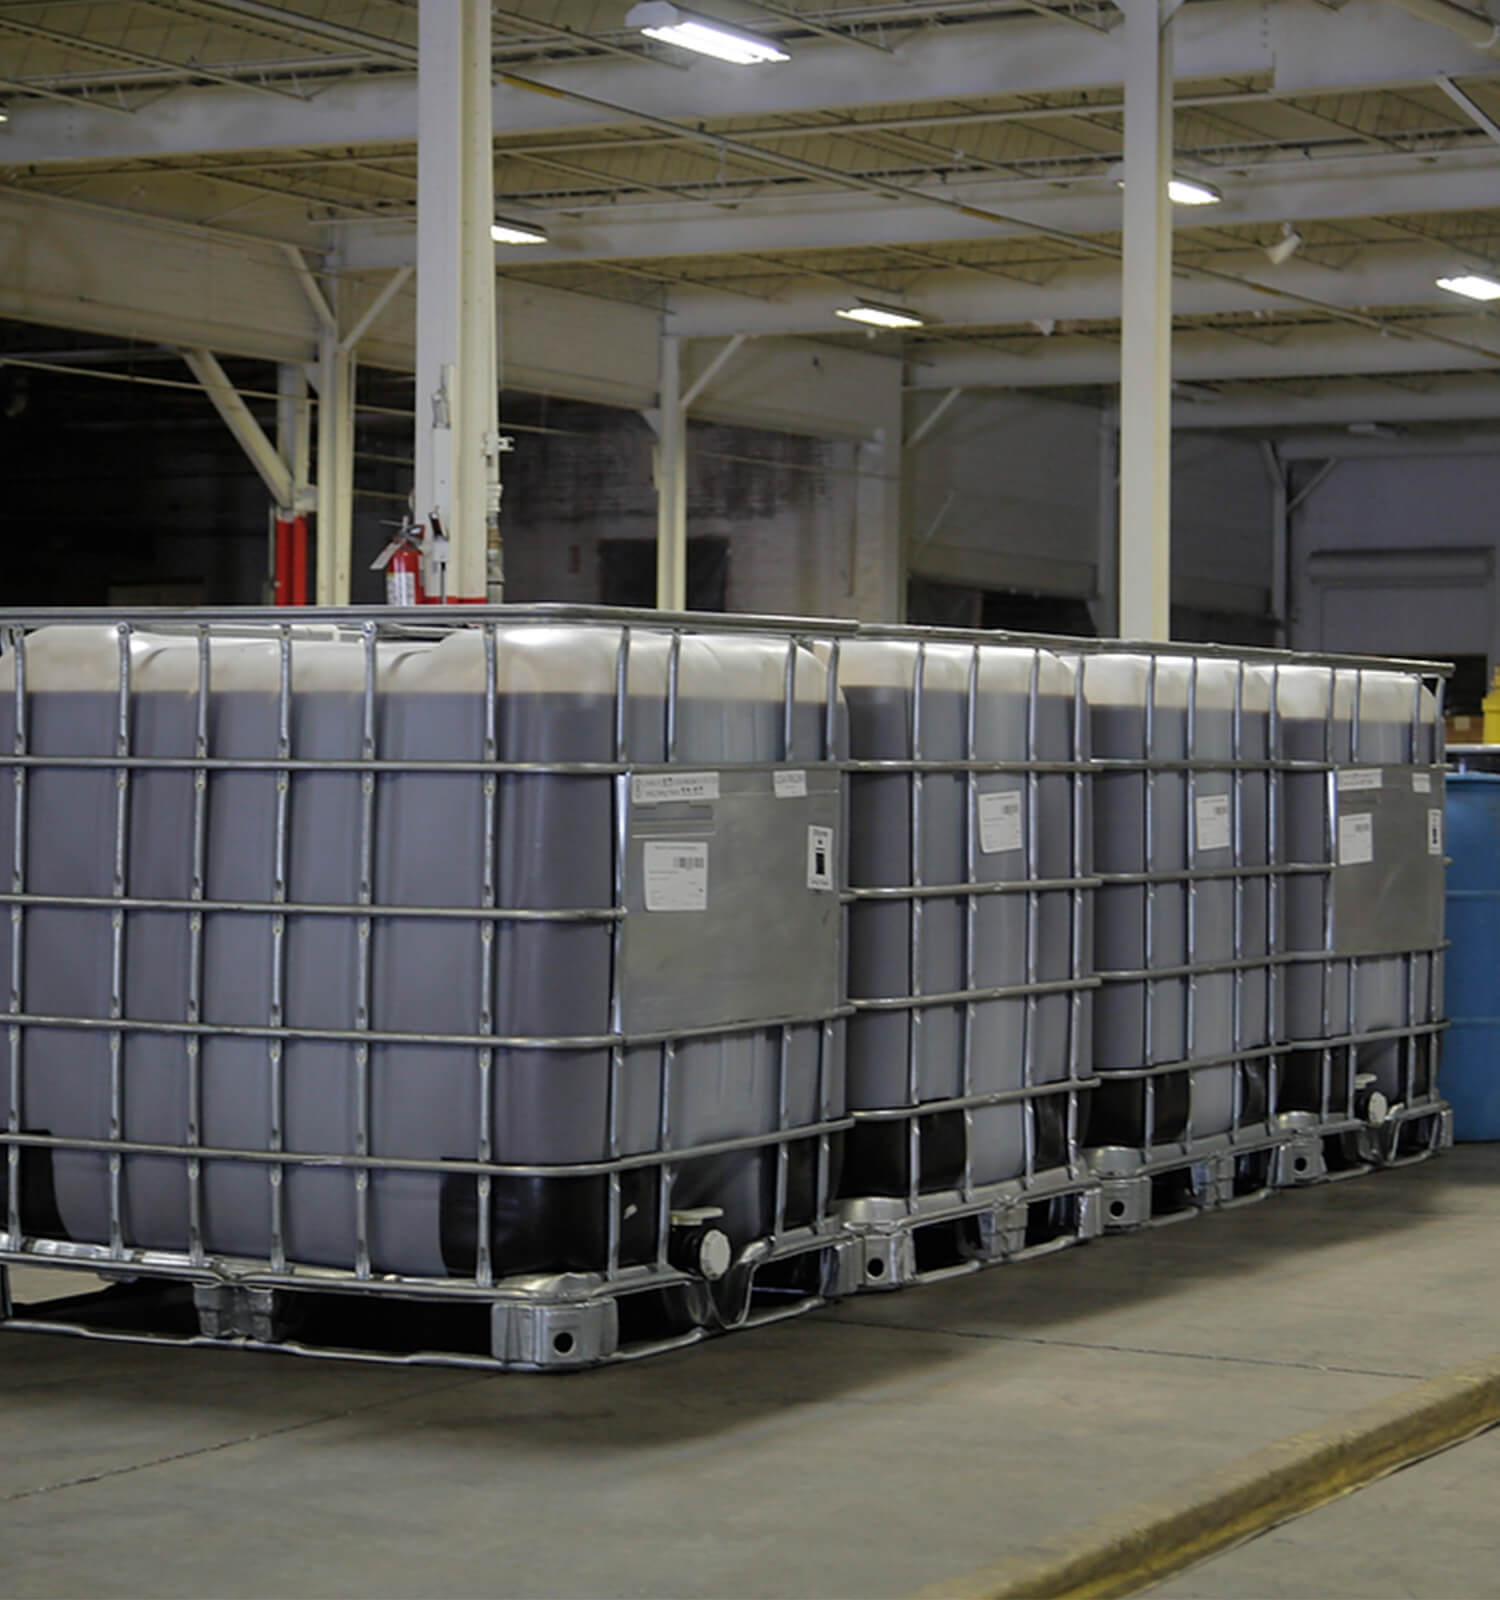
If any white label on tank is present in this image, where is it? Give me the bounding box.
[978,790,1024,854]
[1413,772,1432,794]
[807,826,834,891]
[643,841,708,911]
[1195,794,1232,853]
[773,769,807,799]
[1429,808,1444,856]
[1338,812,1374,866]
[631,771,720,805]
[1337,768,1383,792]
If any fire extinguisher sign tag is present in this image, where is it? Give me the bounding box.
[807,826,834,892]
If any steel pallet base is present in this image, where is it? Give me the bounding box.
[0,1228,857,1373]
[836,1169,1102,1292]
[1088,1133,1286,1232]
[1274,1101,1454,1188]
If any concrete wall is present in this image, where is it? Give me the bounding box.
[1288,450,1500,673]
[903,390,1276,633]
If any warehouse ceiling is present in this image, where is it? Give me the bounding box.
[2,0,1500,426]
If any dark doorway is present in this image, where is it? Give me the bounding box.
[598,537,730,611]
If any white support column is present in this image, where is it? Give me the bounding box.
[1095,406,1121,636]
[655,332,687,611]
[1117,0,1174,641]
[414,0,497,602]
[1260,440,1289,646]
[315,324,356,605]
[276,363,312,504]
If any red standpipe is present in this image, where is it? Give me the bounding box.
[291,514,309,606]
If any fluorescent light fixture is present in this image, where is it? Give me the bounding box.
[835,300,925,330]
[627,1,788,62]
[0,107,9,126]
[1110,166,1223,206]
[1166,176,1221,206]
[490,218,547,245]
[1436,271,1500,302]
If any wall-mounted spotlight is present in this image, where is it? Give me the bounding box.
[626,2,789,63]
[1436,271,1500,302]
[490,218,548,245]
[835,299,926,330]
[1265,223,1303,266]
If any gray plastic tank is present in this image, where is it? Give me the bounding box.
[1080,653,1274,1151]
[1276,665,1442,1112]
[0,621,845,1283]
[836,638,1091,1197]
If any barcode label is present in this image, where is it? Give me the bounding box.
[1195,793,1232,853]
[774,769,808,799]
[978,790,1023,854]
[1429,808,1444,856]
[1339,812,1374,866]
[643,840,708,911]
[631,771,719,805]
[1413,772,1432,794]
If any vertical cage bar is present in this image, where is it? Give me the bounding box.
[475,622,498,1288]
[819,638,842,1225]
[1067,659,1087,1179]
[267,626,293,1273]
[907,642,927,1211]
[185,626,210,1265]
[1183,654,1199,1153]
[1022,648,1041,1183]
[775,638,798,1234]
[961,643,979,1204]
[1229,660,1246,1140]
[1267,663,1282,1126]
[1142,652,1159,1155]
[5,629,26,1245]
[352,621,377,1279]
[1347,667,1365,1122]
[607,626,632,1278]
[107,624,132,1258]
[1319,665,1337,1125]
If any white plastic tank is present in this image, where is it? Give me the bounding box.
[1080,653,1274,1150]
[0,619,846,1283]
[836,637,1090,1197]
[1275,664,1442,1112]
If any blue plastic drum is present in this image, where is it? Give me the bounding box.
[1443,772,1500,1139]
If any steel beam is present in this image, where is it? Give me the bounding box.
[181,348,295,511]
[7,0,1495,169]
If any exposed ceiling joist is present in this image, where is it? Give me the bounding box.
[6,0,1498,169]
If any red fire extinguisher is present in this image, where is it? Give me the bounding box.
[371,525,427,605]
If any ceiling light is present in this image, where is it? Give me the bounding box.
[1436,271,1500,302]
[835,300,925,330]
[627,1,788,63]
[0,107,9,127]
[1265,224,1303,266]
[1110,166,1223,207]
[490,219,547,245]
[1166,176,1221,206]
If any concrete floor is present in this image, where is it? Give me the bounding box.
[4,1147,1500,1599]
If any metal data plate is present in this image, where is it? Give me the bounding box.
[1333,764,1445,959]
[619,767,842,1035]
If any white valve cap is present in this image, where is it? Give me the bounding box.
[697,1228,732,1282]
[1365,1090,1390,1127]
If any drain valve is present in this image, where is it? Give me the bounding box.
[669,1208,732,1281]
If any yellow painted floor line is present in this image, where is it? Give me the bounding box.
[911,1354,1500,1600]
